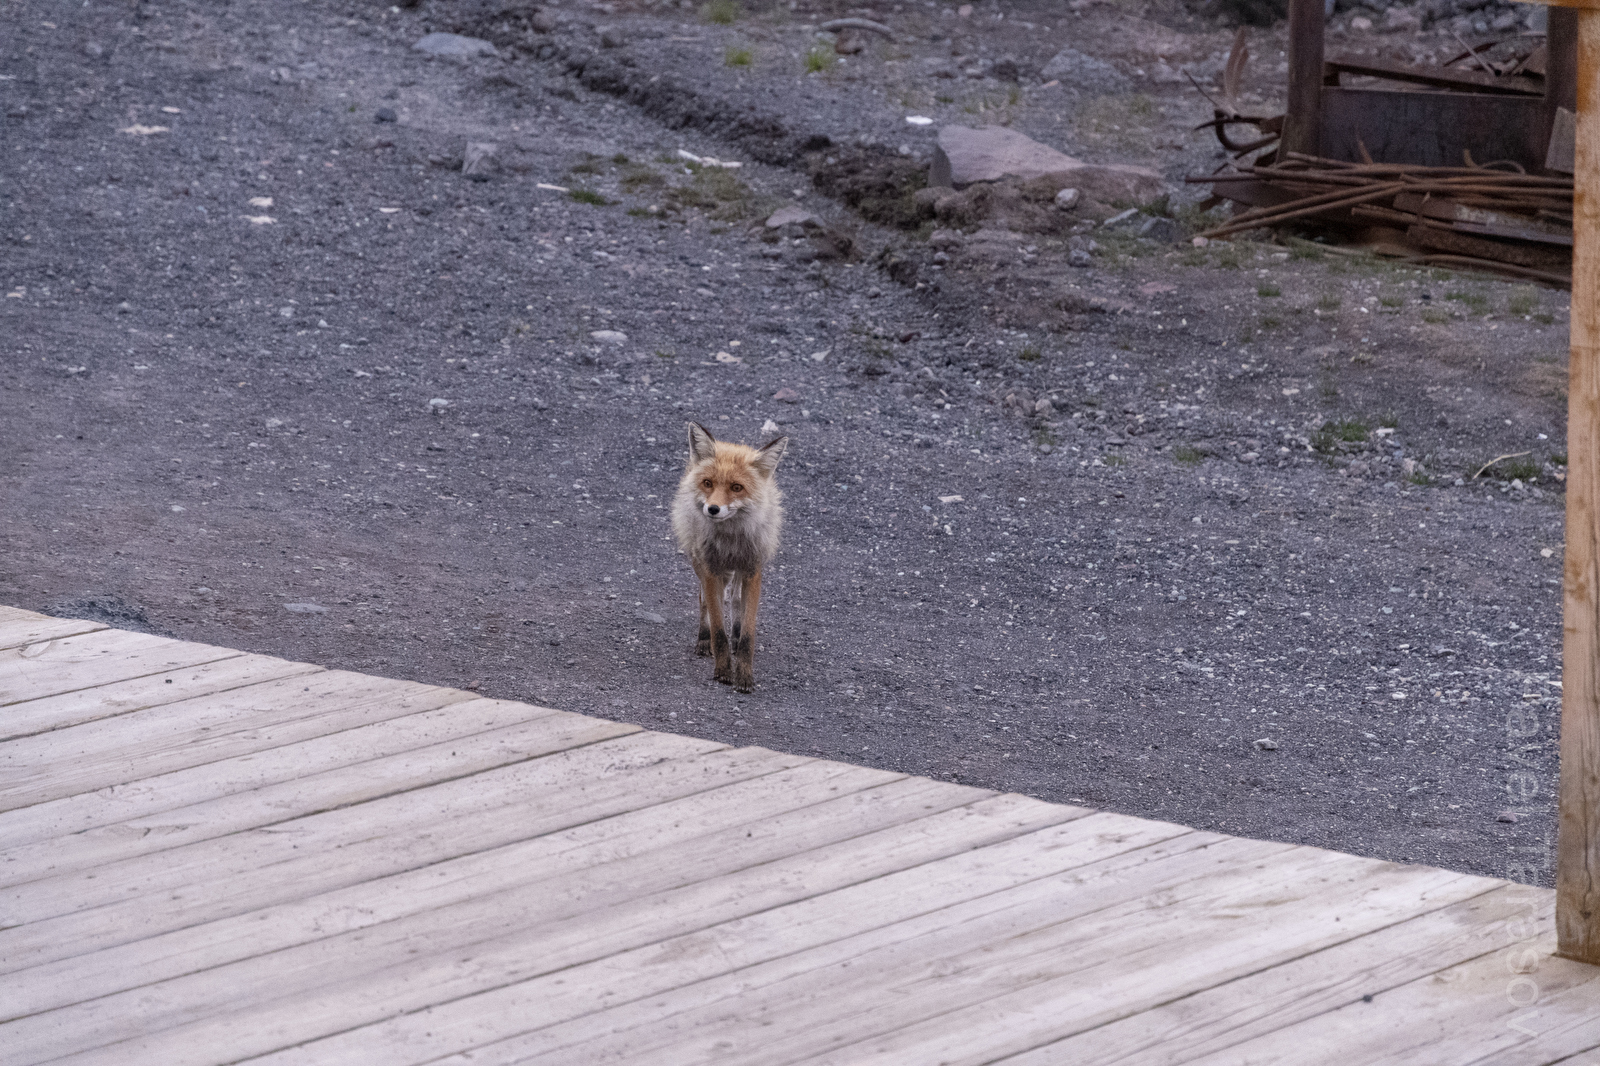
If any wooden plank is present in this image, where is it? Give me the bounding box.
[998,883,1548,1065]
[2,653,323,742]
[21,793,1064,1066]
[1320,89,1549,171]
[0,630,240,706]
[0,734,749,970]
[1406,223,1572,272]
[0,702,626,887]
[1323,55,1542,96]
[315,827,1266,1066]
[0,696,580,851]
[1,763,944,1059]
[554,857,1494,1066]
[1559,6,1600,967]
[1177,934,1600,1065]
[0,617,106,652]
[4,756,893,1023]
[12,771,1017,1062]
[0,669,473,812]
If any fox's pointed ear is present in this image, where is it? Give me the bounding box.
[753,435,788,475]
[687,422,717,462]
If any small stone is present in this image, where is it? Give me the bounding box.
[1191,236,1209,248]
[1497,810,1520,823]
[928,228,964,251]
[531,7,558,32]
[590,329,629,345]
[599,26,626,47]
[1068,249,1092,268]
[429,397,451,410]
[283,603,328,614]
[1037,443,1053,454]
[1253,738,1278,751]
[1138,215,1184,244]
[462,141,498,181]
[635,610,665,624]
[374,107,398,123]
[1240,451,1259,463]
[116,301,133,313]
[773,388,801,403]
[761,418,782,435]
[1054,187,1080,211]
[84,41,104,58]
[765,206,822,230]
[1350,15,1373,29]
[412,32,499,58]
[1034,398,1055,416]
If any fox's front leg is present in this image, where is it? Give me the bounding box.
[731,569,762,693]
[698,569,732,683]
[695,582,713,658]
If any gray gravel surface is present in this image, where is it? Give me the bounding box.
[0,0,1570,886]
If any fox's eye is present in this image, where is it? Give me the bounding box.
[701,479,713,489]
[730,484,744,493]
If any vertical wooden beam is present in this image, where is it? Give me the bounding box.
[1560,7,1600,968]
[1282,0,1325,159]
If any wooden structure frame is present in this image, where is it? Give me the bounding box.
[1283,0,1575,170]
[1474,0,1599,967]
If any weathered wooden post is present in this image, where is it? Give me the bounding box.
[1282,0,1325,159]
[1520,0,1600,965]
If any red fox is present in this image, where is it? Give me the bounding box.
[671,422,788,692]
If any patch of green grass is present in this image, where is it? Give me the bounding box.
[1535,312,1555,325]
[1007,85,1021,106]
[1311,418,1370,453]
[1257,283,1281,298]
[611,153,630,165]
[1173,445,1204,466]
[1428,268,1455,282]
[1422,308,1450,324]
[1485,455,1541,482]
[1379,294,1404,308]
[620,168,664,190]
[1316,293,1341,311]
[1446,290,1489,315]
[1287,238,1325,261]
[1553,453,1568,466]
[1378,412,1399,429]
[1508,286,1537,317]
[655,349,676,359]
[1214,248,1242,269]
[701,0,740,24]
[804,46,835,73]
[724,45,753,67]
[1104,453,1128,467]
[935,94,954,103]
[1032,426,1056,447]
[567,188,611,206]
[1259,314,1283,329]
[626,207,651,217]
[1019,344,1042,362]
[569,157,602,175]
[1129,94,1156,117]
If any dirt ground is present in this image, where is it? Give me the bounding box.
[0,0,1570,886]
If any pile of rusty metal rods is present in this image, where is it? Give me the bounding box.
[1189,153,1572,241]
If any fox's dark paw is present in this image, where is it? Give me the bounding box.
[695,639,712,658]
[732,662,754,692]
[713,668,734,686]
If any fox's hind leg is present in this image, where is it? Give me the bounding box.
[730,569,762,693]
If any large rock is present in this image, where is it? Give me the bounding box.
[413,33,499,58]
[1040,47,1130,92]
[936,126,1167,205]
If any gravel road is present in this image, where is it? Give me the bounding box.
[0,0,1570,885]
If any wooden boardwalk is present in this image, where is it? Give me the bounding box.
[1,604,1595,1065]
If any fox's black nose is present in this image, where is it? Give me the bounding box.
[705,504,721,515]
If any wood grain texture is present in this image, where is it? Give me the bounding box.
[0,614,1579,1066]
[1559,7,1600,966]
